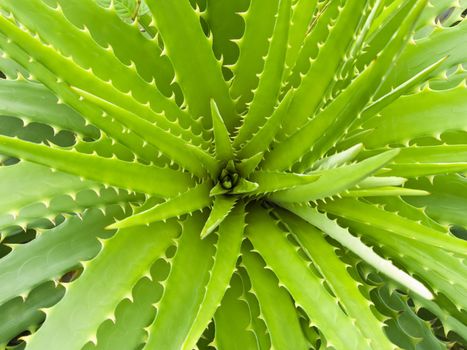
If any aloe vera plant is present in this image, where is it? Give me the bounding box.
[0,0,466,349]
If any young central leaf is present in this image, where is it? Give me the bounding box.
[220,170,238,190]
[210,160,259,197]
[219,160,239,191]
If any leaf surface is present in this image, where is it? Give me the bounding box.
[182,204,245,350]
[143,214,216,350]
[26,220,179,350]
[246,205,375,350]
[0,135,195,197]
[146,0,238,131]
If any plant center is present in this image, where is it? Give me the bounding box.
[219,169,239,190]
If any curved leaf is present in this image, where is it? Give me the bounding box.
[0,135,195,197]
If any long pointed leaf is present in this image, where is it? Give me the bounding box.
[143,213,216,350]
[322,198,467,255]
[359,85,467,148]
[146,0,238,131]
[214,272,260,350]
[0,29,167,163]
[234,0,291,146]
[0,79,97,138]
[237,90,293,159]
[0,0,198,140]
[282,203,434,299]
[210,100,234,161]
[278,209,395,350]
[264,0,427,170]
[0,135,195,197]
[181,204,245,350]
[241,248,309,350]
[281,0,370,135]
[270,149,399,202]
[200,196,238,238]
[109,182,212,230]
[249,171,320,195]
[75,88,217,177]
[26,220,180,350]
[246,205,375,350]
[0,207,124,306]
[229,0,279,113]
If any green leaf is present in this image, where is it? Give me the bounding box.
[0,135,195,197]
[405,174,467,228]
[413,295,467,342]
[200,196,238,239]
[203,0,248,80]
[309,143,363,171]
[245,205,375,350]
[236,269,271,349]
[282,0,318,81]
[0,115,75,151]
[210,100,234,161]
[380,20,467,95]
[429,65,467,90]
[233,0,291,146]
[210,178,260,196]
[359,0,421,71]
[0,282,64,347]
[26,220,180,350]
[237,90,293,159]
[359,56,447,125]
[393,145,467,164]
[264,0,427,170]
[0,206,124,306]
[359,85,467,148]
[143,213,216,350]
[346,220,467,311]
[368,196,447,233]
[0,0,197,137]
[0,50,28,79]
[73,134,137,163]
[416,0,464,29]
[370,284,447,350]
[283,0,341,93]
[282,204,434,299]
[353,176,407,188]
[0,147,142,234]
[249,170,319,195]
[382,162,467,178]
[229,0,279,114]
[330,0,384,95]
[322,198,467,255]
[96,0,150,21]
[230,178,259,195]
[277,209,395,350]
[343,186,429,197]
[0,185,140,237]
[270,149,399,202]
[82,260,168,350]
[366,195,446,232]
[214,272,260,350]
[74,87,216,177]
[0,162,94,219]
[0,29,170,164]
[146,0,238,131]
[241,247,309,350]
[109,182,212,230]
[281,0,370,135]
[182,203,245,350]
[236,152,264,178]
[0,79,97,138]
